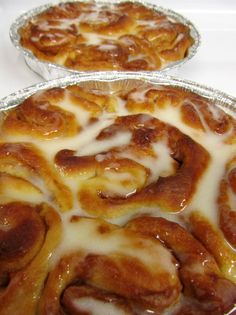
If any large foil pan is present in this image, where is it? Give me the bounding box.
[9,0,200,80]
[0,72,236,315]
[1,72,235,114]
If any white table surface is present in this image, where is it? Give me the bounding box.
[0,0,236,99]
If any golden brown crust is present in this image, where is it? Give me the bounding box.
[39,218,181,315]
[218,157,236,247]
[19,1,194,71]
[0,202,45,274]
[0,203,61,315]
[125,85,236,140]
[1,83,236,315]
[0,142,72,211]
[2,97,78,139]
[65,114,209,217]
[127,215,236,315]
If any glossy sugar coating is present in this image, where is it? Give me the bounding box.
[19,1,194,71]
[1,83,236,315]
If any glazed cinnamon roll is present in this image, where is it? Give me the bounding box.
[39,216,181,315]
[19,1,194,71]
[1,81,236,314]
[0,202,61,315]
[54,113,209,217]
[0,142,72,211]
[127,215,236,315]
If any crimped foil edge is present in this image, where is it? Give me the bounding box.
[0,72,235,116]
[9,0,201,80]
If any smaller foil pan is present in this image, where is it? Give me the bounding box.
[0,72,236,315]
[9,0,200,80]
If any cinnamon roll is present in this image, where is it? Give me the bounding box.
[1,81,236,314]
[19,1,194,71]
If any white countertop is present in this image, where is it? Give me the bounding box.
[0,0,236,99]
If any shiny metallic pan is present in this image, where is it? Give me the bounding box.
[10,0,200,79]
[0,72,236,315]
[1,72,234,112]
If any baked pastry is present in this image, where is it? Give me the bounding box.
[18,1,194,71]
[1,81,236,315]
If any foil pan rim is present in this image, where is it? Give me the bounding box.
[9,0,201,77]
[0,72,235,115]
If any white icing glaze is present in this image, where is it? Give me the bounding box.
[4,86,236,228]
[57,89,91,127]
[189,131,235,222]
[137,20,173,31]
[71,297,128,315]
[136,19,159,28]
[50,217,177,278]
[79,11,105,24]
[35,117,114,160]
[128,87,154,103]
[174,33,185,45]
[82,33,117,46]
[76,131,132,156]
[36,19,79,31]
[100,168,141,198]
[3,84,236,291]
[0,183,44,205]
[98,44,118,51]
[117,140,176,184]
[127,54,147,62]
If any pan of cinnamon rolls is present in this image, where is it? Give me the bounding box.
[10,1,200,79]
[0,72,236,315]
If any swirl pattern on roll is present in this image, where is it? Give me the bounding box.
[19,1,194,71]
[1,81,236,314]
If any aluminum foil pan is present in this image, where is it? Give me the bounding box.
[1,72,235,115]
[0,72,236,315]
[9,0,200,80]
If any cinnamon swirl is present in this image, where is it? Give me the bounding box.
[18,1,195,71]
[1,80,236,314]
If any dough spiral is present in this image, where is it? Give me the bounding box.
[19,1,194,71]
[1,81,236,314]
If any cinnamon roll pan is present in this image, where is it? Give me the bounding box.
[10,0,200,80]
[1,73,236,315]
[1,73,234,112]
